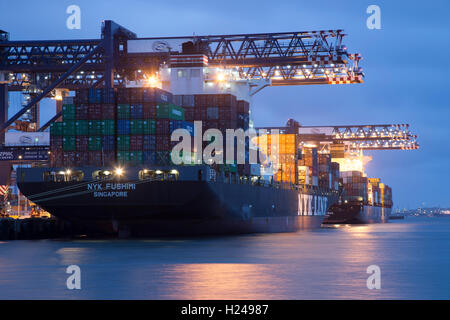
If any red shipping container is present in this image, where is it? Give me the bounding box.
[194,107,207,120]
[88,104,102,120]
[117,87,129,103]
[50,151,64,167]
[129,88,143,103]
[156,135,170,151]
[219,119,237,130]
[88,151,102,166]
[75,151,89,166]
[217,94,237,107]
[156,119,170,135]
[206,94,218,106]
[143,103,157,119]
[75,136,89,151]
[76,105,89,120]
[50,136,63,151]
[194,95,207,106]
[204,120,219,130]
[237,100,250,113]
[130,135,144,151]
[102,104,115,119]
[103,151,116,165]
[185,109,195,121]
[219,107,237,120]
[63,152,77,167]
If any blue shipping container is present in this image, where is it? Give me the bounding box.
[143,135,156,151]
[143,151,156,164]
[168,120,194,136]
[181,121,195,136]
[169,120,183,134]
[88,88,102,103]
[154,88,173,104]
[117,120,130,135]
[130,104,143,119]
[102,88,115,104]
[102,135,115,151]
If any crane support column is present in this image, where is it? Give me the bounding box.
[102,20,115,89]
[0,84,8,143]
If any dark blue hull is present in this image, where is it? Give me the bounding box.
[17,166,339,236]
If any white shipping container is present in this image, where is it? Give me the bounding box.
[5,132,50,146]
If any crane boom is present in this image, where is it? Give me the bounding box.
[0,23,363,91]
[0,20,363,133]
[256,123,419,151]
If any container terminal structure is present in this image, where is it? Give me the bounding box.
[0,21,418,235]
[257,122,418,224]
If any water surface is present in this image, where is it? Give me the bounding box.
[0,216,449,299]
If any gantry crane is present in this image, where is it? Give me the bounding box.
[0,20,364,135]
[257,121,419,153]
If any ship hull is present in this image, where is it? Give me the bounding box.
[323,202,391,224]
[17,172,338,236]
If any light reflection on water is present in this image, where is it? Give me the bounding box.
[0,217,449,299]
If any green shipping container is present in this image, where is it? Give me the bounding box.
[62,104,76,120]
[63,136,76,151]
[223,163,237,173]
[75,120,89,135]
[129,151,143,163]
[101,120,115,135]
[62,121,76,135]
[117,104,130,119]
[130,120,143,135]
[117,135,130,151]
[142,119,156,134]
[50,122,63,136]
[156,103,185,120]
[88,136,102,151]
[88,120,102,135]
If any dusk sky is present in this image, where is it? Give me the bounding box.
[1,0,449,209]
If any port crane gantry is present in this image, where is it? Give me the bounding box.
[0,20,363,134]
[0,20,417,162]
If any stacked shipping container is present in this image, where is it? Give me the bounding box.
[299,147,318,186]
[341,173,393,207]
[175,93,251,171]
[317,154,340,190]
[341,171,368,203]
[50,87,195,167]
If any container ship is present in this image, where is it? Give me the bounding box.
[2,21,420,236]
[323,168,393,224]
[16,81,340,236]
